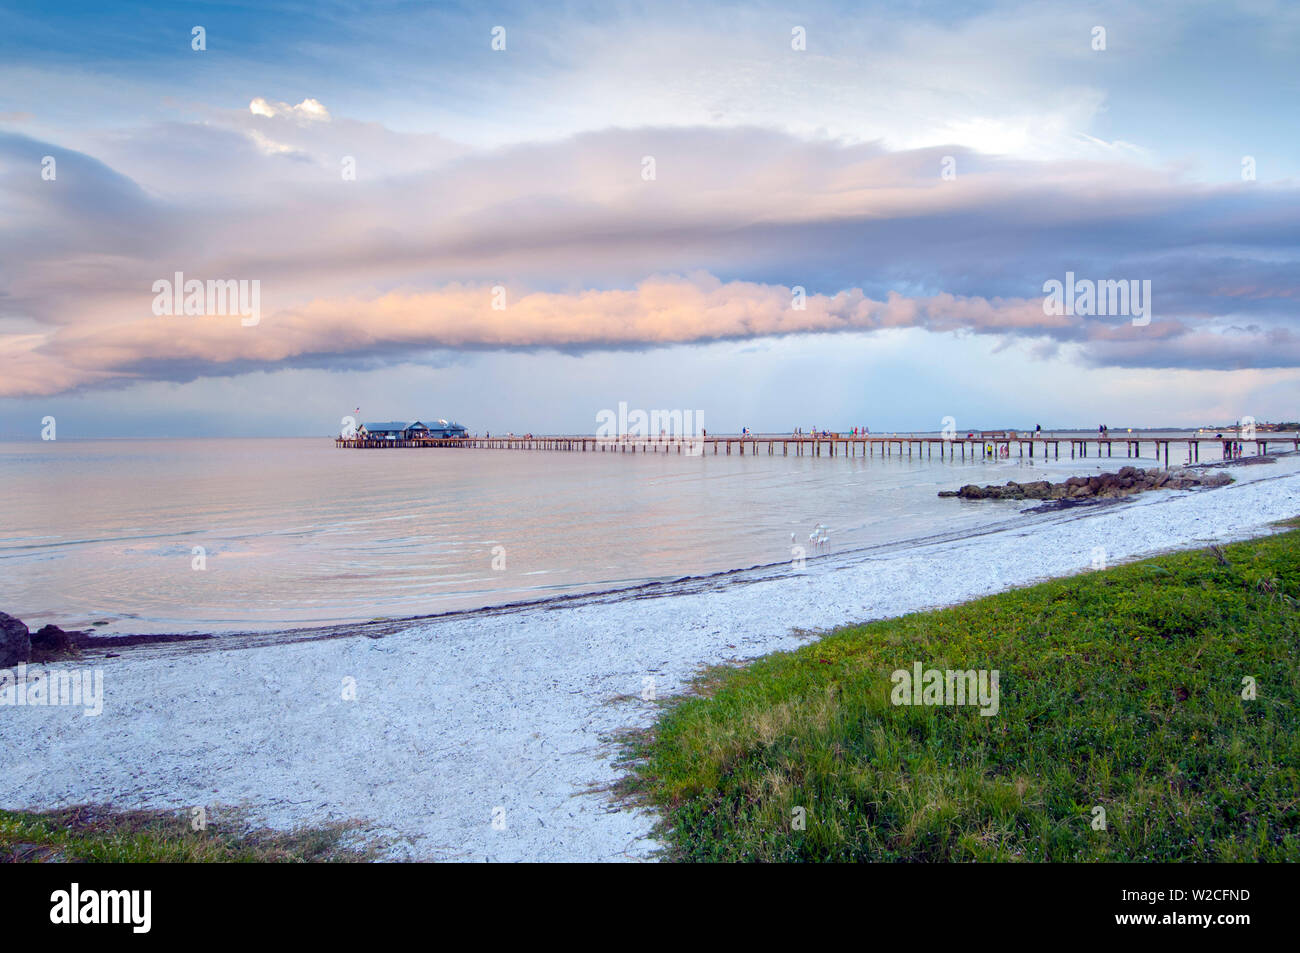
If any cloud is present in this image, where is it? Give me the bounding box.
[2,122,1298,398]
[0,276,1041,395]
[6,272,1294,398]
[248,97,331,123]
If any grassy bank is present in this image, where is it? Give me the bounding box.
[624,522,1300,861]
[0,806,375,862]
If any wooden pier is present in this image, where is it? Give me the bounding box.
[335,433,1297,466]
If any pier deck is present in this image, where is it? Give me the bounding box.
[335,433,1297,466]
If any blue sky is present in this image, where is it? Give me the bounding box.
[0,0,1297,436]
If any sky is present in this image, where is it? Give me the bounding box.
[0,0,1297,437]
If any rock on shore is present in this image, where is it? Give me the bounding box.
[32,624,76,657]
[0,616,87,666]
[0,612,30,667]
[938,466,1232,501]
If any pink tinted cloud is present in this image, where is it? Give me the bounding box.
[6,276,1063,397]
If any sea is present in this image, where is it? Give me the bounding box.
[0,432,1248,634]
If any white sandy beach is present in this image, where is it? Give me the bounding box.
[2,457,1298,861]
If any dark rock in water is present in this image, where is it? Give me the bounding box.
[939,467,1232,502]
[1021,480,1052,499]
[31,624,77,658]
[0,612,31,667]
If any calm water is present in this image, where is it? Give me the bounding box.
[0,435,1219,634]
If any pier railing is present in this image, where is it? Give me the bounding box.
[334,432,1299,466]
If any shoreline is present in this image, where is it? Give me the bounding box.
[1,456,1297,861]
[40,454,1291,661]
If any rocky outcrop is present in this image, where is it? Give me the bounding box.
[939,466,1232,501]
[31,624,80,661]
[0,617,89,666]
[0,612,31,667]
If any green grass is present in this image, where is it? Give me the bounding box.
[0,805,378,862]
[623,522,1300,861]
